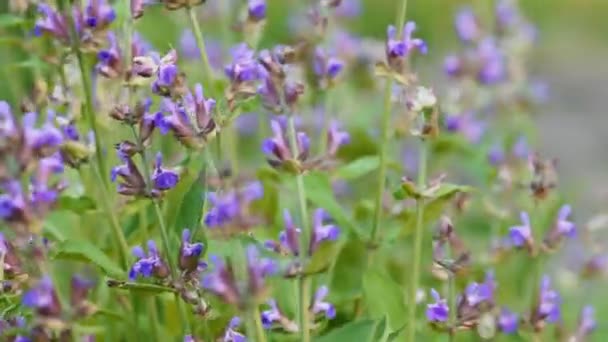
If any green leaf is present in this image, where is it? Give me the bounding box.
[56,196,97,214]
[317,320,378,342]
[302,171,360,236]
[303,241,340,275]
[330,238,367,301]
[106,280,176,295]
[0,14,26,28]
[174,173,206,232]
[335,156,380,180]
[52,240,124,278]
[363,270,406,333]
[373,316,388,341]
[93,308,124,321]
[428,183,474,199]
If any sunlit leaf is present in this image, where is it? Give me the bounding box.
[53,240,124,278]
[330,238,367,302]
[334,156,380,180]
[363,270,406,333]
[317,319,378,342]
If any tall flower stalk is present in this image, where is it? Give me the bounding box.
[369,0,410,258]
[287,114,312,342]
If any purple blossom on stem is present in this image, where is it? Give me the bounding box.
[223,316,247,342]
[536,275,561,324]
[151,50,184,97]
[248,0,266,21]
[110,151,146,196]
[385,22,427,70]
[444,112,486,143]
[508,212,532,248]
[261,299,283,328]
[22,276,61,317]
[576,306,596,337]
[23,111,64,156]
[151,152,179,192]
[311,285,336,319]
[477,38,505,85]
[83,0,116,29]
[34,4,72,44]
[178,228,206,273]
[555,205,575,237]
[225,43,263,84]
[426,288,449,323]
[454,7,480,42]
[204,181,263,229]
[498,307,518,334]
[326,120,350,156]
[129,240,170,280]
[309,209,340,253]
[262,119,310,168]
[313,47,344,84]
[334,0,362,18]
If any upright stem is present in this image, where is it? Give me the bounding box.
[369,0,409,260]
[246,306,268,342]
[407,140,428,342]
[286,115,311,342]
[447,245,456,342]
[186,6,214,94]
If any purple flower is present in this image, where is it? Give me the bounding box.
[185,83,217,133]
[262,119,310,168]
[385,21,427,70]
[204,181,263,229]
[110,152,146,197]
[225,43,263,83]
[83,0,116,29]
[183,335,195,342]
[464,276,494,307]
[0,101,17,139]
[178,229,206,273]
[23,111,64,155]
[512,136,529,160]
[426,289,449,323]
[131,0,145,19]
[313,47,344,82]
[223,316,247,342]
[444,112,485,143]
[261,299,283,328]
[477,38,505,85]
[265,210,301,255]
[576,306,596,337]
[311,285,336,319]
[508,212,532,248]
[0,182,26,221]
[151,50,183,97]
[22,276,61,317]
[129,240,170,280]
[151,152,179,192]
[248,0,266,21]
[34,4,71,44]
[498,307,518,334]
[555,205,575,237]
[487,144,505,166]
[309,209,340,253]
[443,55,462,77]
[537,275,561,323]
[454,8,480,42]
[202,245,275,305]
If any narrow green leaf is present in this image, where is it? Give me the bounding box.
[0,14,26,28]
[363,270,406,333]
[335,156,380,180]
[53,240,124,278]
[373,316,388,341]
[56,196,97,214]
[330,238,367,301]
[174,173,206,232]
[317,319,377,342]
[106,280,177,295]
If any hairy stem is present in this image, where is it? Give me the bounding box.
[408,140,428,342]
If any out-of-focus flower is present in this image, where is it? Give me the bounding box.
[22,276,61,317]
[223,317,247,342]
[248,0,266,21]
[179,30,223,69]
[97,32,150,80]
[498,307,518,334]
[530,275,561,328]
[202,245,276,307]
[426,288,449,323]
[574,306,596,339]
[333,0,361,18]
[325,120,350,157]
[454,7,481,43]
[131,0,145,19]
[445,112,486,143]
[508,212,533,249]
[204,181,263,233]
[261,299,297,331]
[129,240,170,280]
[178,228,206,274]
[0,233,22,278]
[543,205,576,250]
[313,47,344,88]
[477,38,505,85]
[311,285,336,319]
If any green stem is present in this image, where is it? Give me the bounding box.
[318,90,332,155]
[186,6,214,93]
[447,245,456,342]
[407,140,428,342]
[286,115,311,342]
[369,0,410,261]
[246,306,268,342]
